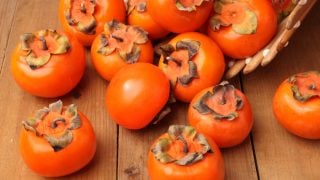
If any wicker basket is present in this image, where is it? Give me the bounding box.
[225,0,317,79]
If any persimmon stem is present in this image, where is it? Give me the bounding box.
[39,36,48,50]
[220,87,227,105]
[80,1,87,14]
[309,83,317,90]
[51,117,66,129]
[111,34,124,42]
[177,135,189,154]
[166,56,182,66]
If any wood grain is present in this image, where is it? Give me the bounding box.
[0,0,17,74]
[0,0,117,179]
[242,3,320,180]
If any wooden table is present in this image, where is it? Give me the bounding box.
[0,1,319,179]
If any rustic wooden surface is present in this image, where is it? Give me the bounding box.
[0,1,319,179]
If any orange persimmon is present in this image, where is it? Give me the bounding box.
[126,0,169,39]
[158,32,225,102]
[11,29,85,98]
[188,81,253,148]
[208,0,277,59]
[19,100,96,177]
[147,0,213,33]
[273,71,320,139]
[91,20,153,81]
[105,63,170,129]
[58,0,126,46]
[148,125,225,180]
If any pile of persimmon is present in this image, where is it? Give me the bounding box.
[9,0,302,178]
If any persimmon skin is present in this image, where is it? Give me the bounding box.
[58,0,126,46]
[11,33,85,98]
[273,80,320,139]
[91,34,154,81]
[19,112,96,177]
[158,32,225,103]
[105,63,170,129]
[188,87,253,148]
[147,0,213,33]
[128,8,169,40]
[207,0,277,59]
[148,134,225,180]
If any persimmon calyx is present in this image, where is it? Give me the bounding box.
[288,71,320,102]
[20,29,70,70]
[176,0,211,12]
[151,125,212,166]
[22,100,82,152]
[65,0,97,34]
[160,40,200,87]
[126,0,147,15]
[97,20,149,63]
[210,0,258,35]
[153,91,176,125]
[193,81,244,120]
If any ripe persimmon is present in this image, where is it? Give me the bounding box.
[19,100,96,177]
[273,71,320,139]
[148,125,225,180]
[11,29,85,98]
[91,20,153,81]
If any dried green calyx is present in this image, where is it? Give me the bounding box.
[65,0,97,34]
[151,125,212,165]
[126,0,147,15]
[288,71,320,102]
[210,0,258,35]
[193,81,244,120]
[20,29,70,70]
[160,40,200,87]
[22,100,82,152]
[97,20,149,63]
[176,0,211,12]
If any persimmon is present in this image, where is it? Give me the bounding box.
[208,0,277,59]
[147,0,213,33]
[158,32,225,102]
[19,100,96,177]
[11,29,85,98]
[273,71,320,139]
[58,0,126,46]
[91,20,153,81]
[126,0,169,39]
[148,125,225,180]
[105,63,171,129]
[188,81,253,148]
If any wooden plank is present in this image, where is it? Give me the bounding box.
[117,78,258,180]
[0,0,117,179]
[242,3,320,180]
[0,1,17,74]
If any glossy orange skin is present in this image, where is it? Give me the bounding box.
[273,80,320,139]
[58,0,126,46]
[105,63,170,129]
[158,32,225,103]
[188,87,253,148]
[128,7,169,40]
[147,0,213,33]
[11,33,86,98]
[91,33,153,81]
[208,0,277,59]
[19,112,96,177]
[148,134,225,180]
